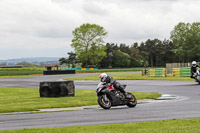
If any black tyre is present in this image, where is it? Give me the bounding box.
[126,93,137,107]
[98,95,111,109]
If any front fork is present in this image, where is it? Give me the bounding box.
[102,94,109,102]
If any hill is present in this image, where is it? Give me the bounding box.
[0,57,61,65]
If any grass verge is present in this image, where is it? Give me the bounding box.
[76,68,142,73]
[0,74,43,78]
[64,74,194,81]
[1,118,200,133]
[0,87,161,113]
[0,68,141,78]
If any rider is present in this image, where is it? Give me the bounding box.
[99,73,129,98]
[190,61,200,79]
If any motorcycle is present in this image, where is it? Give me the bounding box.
[194,68,200,84]
[96,82,137,109]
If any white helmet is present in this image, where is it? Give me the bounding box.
[192,61,197,67]
[100,73,107,82]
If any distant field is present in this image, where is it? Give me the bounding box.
[0,68,44,76]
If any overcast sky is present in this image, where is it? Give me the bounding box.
[0,0,200,60]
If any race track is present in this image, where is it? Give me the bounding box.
[0,72,200,130]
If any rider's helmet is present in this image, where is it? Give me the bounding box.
[100,73,107,82]
[192,61,197,67]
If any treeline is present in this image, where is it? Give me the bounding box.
[60,22,200,68]
[100,39,174,68]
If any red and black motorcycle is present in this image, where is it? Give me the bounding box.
[96,82,137,109]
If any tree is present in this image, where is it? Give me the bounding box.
[59,57,67,65]
[163,39,175,63]
[71,23,108,67]
[129,43,142,67]
[112,50,130,68]
[67,52,77,68]
[100,43,119,68]
[119,43,130,54]
[145,39,157,67]
[186,22,200,61]
[170,22,190,62]
[170,22,200,62]
[138,42,149,67]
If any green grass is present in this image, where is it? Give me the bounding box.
[0,68,141,77]
[1,118,200,133]
[64,74,194,81]
[0,74,43,78]
[76,68,142,73]
[0,68,141,78]
[0,87,161,113]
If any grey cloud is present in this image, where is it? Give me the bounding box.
[82,1,109,16]
[0,0,200,59]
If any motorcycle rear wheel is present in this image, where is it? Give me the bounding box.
[126,93,137,107]
[98,95,111,109]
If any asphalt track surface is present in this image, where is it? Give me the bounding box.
[0,72,200,130]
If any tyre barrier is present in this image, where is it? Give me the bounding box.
[173,67,190,77]
[146,67,191,77]
[147,68,166,77]
[43,70,75,75]
[39,81,75,97]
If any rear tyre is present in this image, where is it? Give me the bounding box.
[126,93,137,107]
[98,95,111,109]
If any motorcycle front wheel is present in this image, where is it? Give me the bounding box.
[98,95,111,109]
[126,93,137,107]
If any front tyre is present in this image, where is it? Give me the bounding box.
[98,95,111,109]
[127,93,137,107]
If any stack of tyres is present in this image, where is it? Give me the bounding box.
[39,81,75,97]
[155,68,165,77]
[180,67,190,77]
